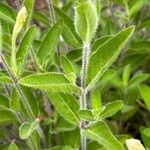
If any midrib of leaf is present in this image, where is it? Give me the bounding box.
[85,129,112,148]
[57,94,80,124]
[0,12,15,23]
[64,23,81,47]
[87,27,134,89]
[54,6,81,47]
[99,102,123,119]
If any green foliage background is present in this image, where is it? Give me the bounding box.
[0,0,150,149]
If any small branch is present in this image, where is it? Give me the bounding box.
[0,52,46,146]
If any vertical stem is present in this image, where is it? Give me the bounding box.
[80,42,90,150]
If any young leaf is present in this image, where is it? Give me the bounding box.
[48,93,80,125]
[24,0,35,29]
[12,6,27,40]
[19,119,39,140]
[16,25,37,76]
[37,20,62,69]
[0,2,16,24]
[83,121,124,150]
[19,73,80,93]
[8,142,19,150]
[54,6,82,49]
[86,26,135,89]
[122,64,131,86]
[78,109,94,122]
[74,1,98,43]
[92,90,102,116]
[99,100,124,119]
[139,84,150,109]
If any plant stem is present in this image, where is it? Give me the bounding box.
[0,52,46,146]
[0,53,35,120]
[80,42,90,150]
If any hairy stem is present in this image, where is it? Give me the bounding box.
[80,42,90,150]
[0,52,46,147]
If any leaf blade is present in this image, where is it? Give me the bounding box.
[19,73,80,93]
[87,26,135,89]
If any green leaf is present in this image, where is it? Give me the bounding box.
[122,64,131,86]
[78,109,94,122]
[37,20,62,69]
[54,6,82,49]
[128,0,145,19]
[99,100,124,119]
[0,94,9,108]
[0,73,12,83]
[19,73,80,93]
[33,11,51,27]
[8,142,19,150]
[19,119,39,140]
[22,87,39,117]
[143,128,150,138]
[140,127,150,148]
[59,129,80,148]
[10,87,20,112]
[0,106,17,123]
[48,93,80,125]
[83,121,124,150]
[61,55,74,75]
[74,1,98,42]
[128,74,149,87]
[139,84,150,109]
[61,55,76,84]
[92,90,102,116]
[24,0,35,29]
[66,49,82,62]
[16,25,37,76]
[0,2,16,24]
[91,35,114,52]
[86,26,135,89]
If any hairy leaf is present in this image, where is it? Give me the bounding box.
[83,121,124,150]
[16,25,37,76]
[0,3,16,23]
[24,0,35,29]
[75,1,98,42]
[99,100,124,119]
[78,109,94,122]
[48,93,80,125]
[37,20,62,69]
[19,73,80,93]
[19,119,39,140]
[54,6,82,49]
[87,26,135,89]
